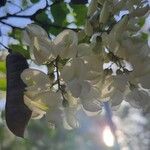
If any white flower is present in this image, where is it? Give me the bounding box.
[125,88,150,111]
[54,30,78,59]
[76,43,92,57]
[21,68,54,119]
[97,74,128,106]
[61,57,91,98]
[82,54,103,83]
[21,68,52,96]
[22,24,55,64]
[139,73,150,89]
[80,86,102,113]
[63,107,79,129]
[24,94,48,119]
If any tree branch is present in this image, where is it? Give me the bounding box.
[0,42,12,53]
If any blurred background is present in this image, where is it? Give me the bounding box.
[0,0,150,150]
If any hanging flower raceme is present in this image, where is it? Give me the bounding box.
[20,0,150,132]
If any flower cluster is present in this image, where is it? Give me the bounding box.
[21,0,150,129]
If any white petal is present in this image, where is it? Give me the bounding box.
[32,37,55,64]
[46,107,63,128]
[99,0,110,24]
[54,30,78,58]
[82,105,101,116]
[21,68,51,89]
[139,74,150,89]
[125,89,150,109]
[24,95,47,119]
[80,87,101,112]
[64,107,79,128]
[22,30,31,45]
[64,92,78,107]
[82,100,101,112]
[60,60,75,82]
[80,81,91,97]
[84,20,93,36]
[72,58,87,79]
[68,79,82,98]
[77,43,92,57]
[54,30,78,46]
[83,54,103,72]
[63,117,73,130]
[110,90,124,106]
[26,24,48,37]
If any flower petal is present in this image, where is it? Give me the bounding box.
[64,107,79,129]
[21,68,51,91]
[54,30,78,58]
[32,37,55,64]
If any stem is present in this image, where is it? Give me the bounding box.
[0,42,12,53]
[55,56,65,99]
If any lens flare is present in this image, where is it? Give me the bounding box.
[102,126,115,147]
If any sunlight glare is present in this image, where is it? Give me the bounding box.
[102,126,115,147]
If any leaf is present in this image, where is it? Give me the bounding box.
[138,17,146,27]
[0,78,6,91]
[31,0,39,3]
[71,4,87,26]
[0,61,6,73]
[35,11,51,25]
[9,29,22,41]
[9,44,30,59]
[51,3,69,26]
[141,33,148,41]
[5,53,32,137]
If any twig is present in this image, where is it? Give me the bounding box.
[55,56,65,99]
[0,42,12,53]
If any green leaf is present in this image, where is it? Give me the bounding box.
[9,29,22,41]
[35,11,53,32]
[51,3,69,26]
[70,4,87,26]
[9,45,30,59]
[0,78,6,91]
[141,32,148,41]
[0,61,6,73]
[138,17,146,27]
[31,0,39,3]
